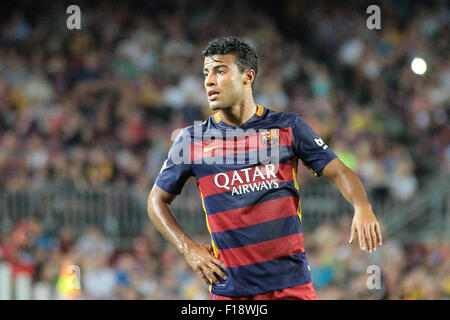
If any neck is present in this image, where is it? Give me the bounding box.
[219,96,257,127]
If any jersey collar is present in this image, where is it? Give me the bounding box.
[213,105,265,125]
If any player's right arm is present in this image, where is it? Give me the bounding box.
[147,185,227,285]
[147,128,226,285]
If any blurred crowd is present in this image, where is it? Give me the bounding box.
[0,219,209,299]
[0,0,449,300]
[306,217,449,299]
[0,218,449,299]
[0,0,448,200]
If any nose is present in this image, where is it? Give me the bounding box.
[205,73,216,88]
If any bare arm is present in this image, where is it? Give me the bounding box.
[147,184,227,284]
[322,158,382,252]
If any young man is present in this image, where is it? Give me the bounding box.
[147,37,382,300]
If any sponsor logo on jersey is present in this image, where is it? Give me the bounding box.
[213,164,280,196]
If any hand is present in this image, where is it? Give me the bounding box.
[348,205,382,252]
[182,242,227,285]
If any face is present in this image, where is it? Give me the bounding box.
[203,54,248,111]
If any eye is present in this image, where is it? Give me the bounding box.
[218,70,225,75]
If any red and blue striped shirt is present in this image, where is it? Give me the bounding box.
[155,105,337,297]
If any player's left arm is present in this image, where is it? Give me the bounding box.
[322,158,382,252]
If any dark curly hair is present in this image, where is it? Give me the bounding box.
[202,36,258,87]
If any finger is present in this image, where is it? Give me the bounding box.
[211,256,226,270]
[208,262,227,280]
[357,226,366,251]
[375,223,382,246]
[364,224,373,252]
[198,270,210,285]
[201,265,219,284]
[349,224,356,244]
[370,224,377,251]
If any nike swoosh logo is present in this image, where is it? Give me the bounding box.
[203,144,220,153]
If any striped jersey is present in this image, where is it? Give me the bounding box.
[155,105,337,297]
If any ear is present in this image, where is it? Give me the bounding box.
[243,69,255,87]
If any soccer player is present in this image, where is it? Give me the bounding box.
[147,36,382,300]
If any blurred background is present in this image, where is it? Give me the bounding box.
[0,0,448,300]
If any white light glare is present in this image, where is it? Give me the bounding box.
[411,57,427,75]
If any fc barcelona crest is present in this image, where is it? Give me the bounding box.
[260,129,280,147]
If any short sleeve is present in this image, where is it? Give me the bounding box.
[291,115,337,176]
[155,129,193,195]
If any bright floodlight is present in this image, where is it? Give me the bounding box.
[411,57,427,75]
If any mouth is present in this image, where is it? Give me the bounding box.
[208,90,220,101]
